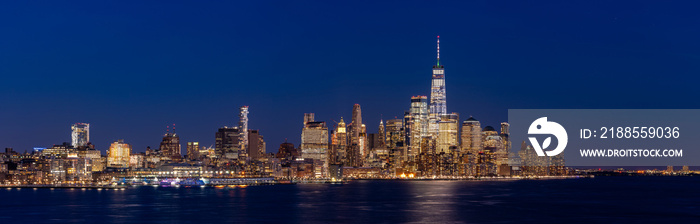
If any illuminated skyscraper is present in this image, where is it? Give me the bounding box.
[71,123,90,148]
[360,123,367,158]
[239,106,249,152]
[481,126,501,176]
[351,104,362,145]
[348,104,364,167]
[461,117,482,154]
[437,113,459,154]
[107,139,131,168]
[301,113,329,177]
[215,126,240,156]
[408,96,429,157]
[500,122,510,136]
[186,142,199,160]
[377,120,386,149]
[385,118,404,149]
[160,128,181,160]
[248,129,265,160]
[331,117,348,165]
[500,122,511,158]
[430,36,446,116]
[428,36,447,145]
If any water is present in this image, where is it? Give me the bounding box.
[1,176,698,223]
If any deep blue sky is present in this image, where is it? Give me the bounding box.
[2,1,699,153]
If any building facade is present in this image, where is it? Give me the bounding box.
[186,142,199,160]
[108,140,131,168]
[407,96,429,158]
[437,113,459,154]
[301,113,328,177]
[160,132,181,160]
[71,123,90,148]
[461,117,482,154]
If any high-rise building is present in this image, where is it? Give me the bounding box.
[367,133,379,150]
[429,36,447,141]
[351,104,363,144]
[437,113,459,154]
[248,129,265,160]
[186,142,199,160]
[385,118,404,149]
[348,104,364,167]
[331,117,348,165]
[359,123,367,158]
[71,123,90,148]
[301,113,329,177]
[160,129,181,160]
[239,106,249,152]
[408,96,429,157]
[430,36,446,116]
[107,139,131,168]
[500,122,510,136]
[461,116,482,154]
[500,122,511,158]
[215,127,240,156]
[378,120,386,149]
[276,141,298,160]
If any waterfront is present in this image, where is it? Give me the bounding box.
[0,176,698,223]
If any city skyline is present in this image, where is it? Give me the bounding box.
[2,35,511,154]
[18,39,484,156]
[2,1,700,153]
[1,35,523,181]
[3,2,700,223]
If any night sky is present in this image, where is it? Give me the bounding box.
[2,1,699,153]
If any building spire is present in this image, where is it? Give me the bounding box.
[437,35,440,66]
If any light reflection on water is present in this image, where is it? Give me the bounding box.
[0,177,699,223]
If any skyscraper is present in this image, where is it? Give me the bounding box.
[239,106,249,152]
[215,126,240,157]
[186,142,199,160]
[160,128,181,160]
[348,104,364,167]
[461,117,482,154]
[71,123,90,148]
[430,36,446,116]
[429,36,447,144]
[385,118,404,149]
[359,123,367,158]
[331,117,348,165]
[351,104,362,145]
[107,139,131,168]
[500,122,511,157]
[301,113,328,177]
[248,129,265,160]
[377,120,386,149]
[408,96,429,157]
[437,113,459,154]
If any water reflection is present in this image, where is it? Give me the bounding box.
[405,181,462,223]
[1,177,699,223]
